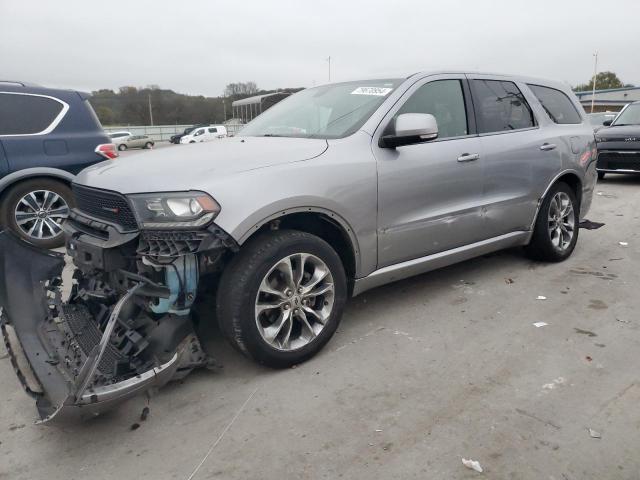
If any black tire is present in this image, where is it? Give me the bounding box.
[144,142,153,149]
[216,230,348,368]
[189,140,196,144]
[525,181,579,262]
[0,178,73,249]
[597,171,605,180]
[118,144,127,151]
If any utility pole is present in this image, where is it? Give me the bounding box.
[148,94,154,126]
[590,52,598,114]
[326,56,331,82]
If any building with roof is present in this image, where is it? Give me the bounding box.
[231,92,291,124]
[574,86,640,113]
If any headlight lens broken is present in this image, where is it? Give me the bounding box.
[129,192,220,229]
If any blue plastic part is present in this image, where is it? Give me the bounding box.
[150,255,198,316]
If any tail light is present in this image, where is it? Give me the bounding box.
[95,143,118,160]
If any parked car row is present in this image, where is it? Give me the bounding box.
[2,72,600,422]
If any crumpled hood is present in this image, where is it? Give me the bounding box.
[595,125,640,140]
[76,137,328,194]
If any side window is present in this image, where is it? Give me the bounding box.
[194,129,204,136]
[470,80,536,133]
[208,127,217,133]
[527,84,582,124]
[396,79,468,139]
[0,93,65,135]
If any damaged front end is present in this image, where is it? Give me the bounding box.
[0,210,235,423]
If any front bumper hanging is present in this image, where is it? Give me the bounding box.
[0,230,203,423]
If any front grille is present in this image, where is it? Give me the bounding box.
[72,184,138,231]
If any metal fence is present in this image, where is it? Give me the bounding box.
[104,123,245,141]
[103,125,190,142]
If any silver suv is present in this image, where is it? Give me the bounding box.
[0,72,597,421]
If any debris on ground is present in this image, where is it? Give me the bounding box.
[536,296,547,300]
[609,257,623,261]
[462,458,483,473]
[543,377,566,390]
[130,423,140,431]
[533,322,548,328]
[616,317,630,324]
[140,406,150,422]
[588,428,602,439]
[375,429,383,433]
[505,278,514,284]
[619,242,629,247]
[574,328,597,337]
[585,356,593,362]
[579,220,605,230]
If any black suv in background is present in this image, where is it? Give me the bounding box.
[0,81,114,248]
[596,101,640,179]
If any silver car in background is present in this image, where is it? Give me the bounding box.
[114,134,155,151]
[0,71,597,421]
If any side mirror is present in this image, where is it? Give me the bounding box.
[379,113,439,148]
[602,120,612,126]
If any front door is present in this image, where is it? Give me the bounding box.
[374,76,486,268]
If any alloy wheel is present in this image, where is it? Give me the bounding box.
[547,191,575,250]
[14,190,70,241]
[255,253,335,351]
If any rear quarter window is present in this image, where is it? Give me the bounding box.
[527,85,582,124]
[0,92,66,135]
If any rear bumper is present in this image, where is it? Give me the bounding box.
[0,231,187,423]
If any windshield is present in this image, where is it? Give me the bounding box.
[239,79,403,139]
[612,104,640,126]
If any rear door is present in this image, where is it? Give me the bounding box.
[467,75,561,237]
[374,75,486,267]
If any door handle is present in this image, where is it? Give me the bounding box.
[540,143,557,151]
[457,153,480,162]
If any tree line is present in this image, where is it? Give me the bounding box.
[90,82,303,126]
[90,73,636,126]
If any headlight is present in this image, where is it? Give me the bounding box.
[128,191,220,229]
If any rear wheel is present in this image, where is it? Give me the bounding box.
[216,230,347,368]
[144,142,153,149]
[597,171,605,180]
[525,181,579,262]
[118,144,127,151]
[0,178,72,249]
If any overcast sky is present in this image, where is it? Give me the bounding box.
[1,0,639,97]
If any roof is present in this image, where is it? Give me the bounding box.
[232,92,291,107]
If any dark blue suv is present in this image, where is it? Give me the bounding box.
[0,81,115,248]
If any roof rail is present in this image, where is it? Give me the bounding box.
[0,80,41,87]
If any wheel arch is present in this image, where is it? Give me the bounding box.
[0,168,74,198]
[529,169,583,231]
[238,208,361,285]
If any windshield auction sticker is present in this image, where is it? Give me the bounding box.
[351,87,393,96]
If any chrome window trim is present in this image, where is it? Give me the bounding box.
[0,91,70,137]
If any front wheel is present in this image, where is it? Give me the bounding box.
[118,144,127,151]
[525,181,579,262]
[597,171,605,180]
[216,230,348,368]
[144,142,153,149]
